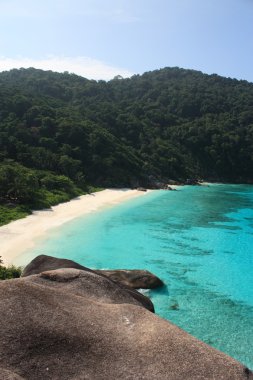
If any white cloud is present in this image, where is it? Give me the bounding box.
[0,56,134,80]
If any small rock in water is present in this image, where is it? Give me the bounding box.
[169,301,180,310]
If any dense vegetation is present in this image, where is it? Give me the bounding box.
[0,256,21,280]
[0,66,253,222]
[0,160,86,224]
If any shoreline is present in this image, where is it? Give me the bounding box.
[0,189,152,266]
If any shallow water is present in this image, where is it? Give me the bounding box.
[17,185,253,369]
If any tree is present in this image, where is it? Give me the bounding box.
[0,162,39,203]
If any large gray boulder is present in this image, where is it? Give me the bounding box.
[26,268,155,312]
[22,254,164,289]
[96,269,164,289]
[21,254,91,277]
[0,268,251,380]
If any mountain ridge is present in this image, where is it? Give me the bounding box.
[0,66,253,222]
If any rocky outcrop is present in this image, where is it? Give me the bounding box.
[97,269,164,289]
[27,268,154,312]
[21,254,91,277]
[0,368,25,380]
[185,178,201,185]
[0,268,251,380]
[22,255,164,289]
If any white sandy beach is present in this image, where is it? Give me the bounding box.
[0,189,150,265]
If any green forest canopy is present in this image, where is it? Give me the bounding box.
[0,66,253,221]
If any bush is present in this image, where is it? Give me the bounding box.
[0,260,22,280]
[0,161,39,203]
[0,205,31,226]
[40,173,78,194]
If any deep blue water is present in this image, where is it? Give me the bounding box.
[16,185,253,369]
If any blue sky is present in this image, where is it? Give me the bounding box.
[0,0,252,81]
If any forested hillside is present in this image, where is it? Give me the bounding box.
[0,67,253,222]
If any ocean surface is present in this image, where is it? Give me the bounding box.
[17,184,253,369]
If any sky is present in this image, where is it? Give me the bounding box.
[0,0,252,81]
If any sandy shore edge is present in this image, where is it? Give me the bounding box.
[0,189,151,266]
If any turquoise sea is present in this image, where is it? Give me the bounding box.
[17,185,253,369]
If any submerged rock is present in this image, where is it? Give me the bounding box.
[0,268,251,380]
[22,255,164,289]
